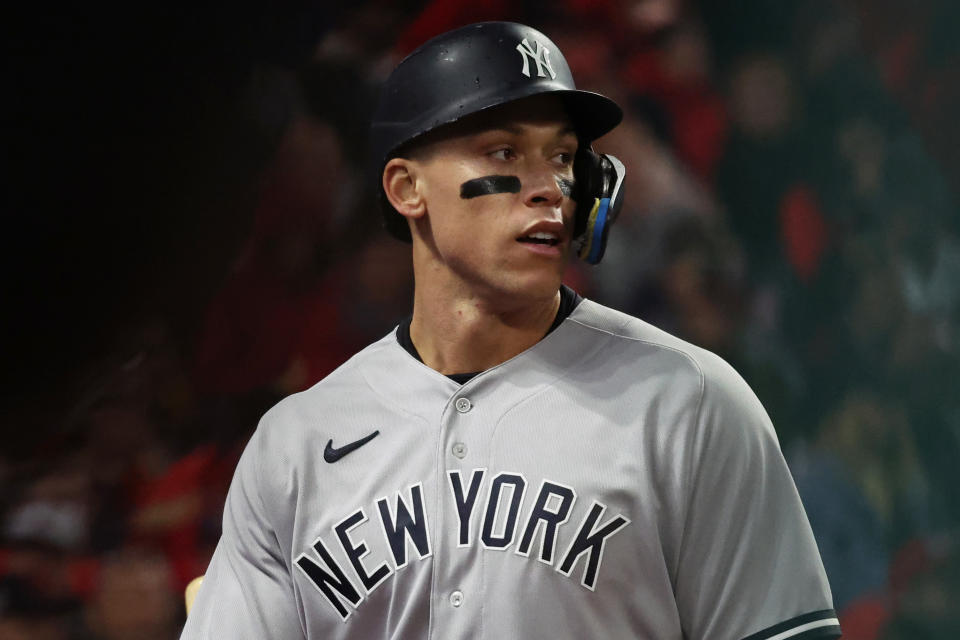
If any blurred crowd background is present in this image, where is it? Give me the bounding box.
[3,0,959,638]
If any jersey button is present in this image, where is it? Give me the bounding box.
[455,397,472,413]
[452,442,467,459]
[449,590,464,608]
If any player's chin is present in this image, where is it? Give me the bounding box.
[506,259,568,298]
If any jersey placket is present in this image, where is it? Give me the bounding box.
[430,379,495,640]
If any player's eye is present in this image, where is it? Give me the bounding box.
[552,151,573,166]
[489,147,516,161]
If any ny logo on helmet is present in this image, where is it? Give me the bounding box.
[516,38,557,80]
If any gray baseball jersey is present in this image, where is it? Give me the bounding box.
[181,298,840,639]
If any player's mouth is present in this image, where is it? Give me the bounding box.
[516,221,565,256]
[517,231,560,247]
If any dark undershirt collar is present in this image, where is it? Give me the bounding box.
[396,284,583,384]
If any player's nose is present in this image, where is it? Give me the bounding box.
[522,166,565,209]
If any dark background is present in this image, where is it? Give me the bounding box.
[3,1,959,638]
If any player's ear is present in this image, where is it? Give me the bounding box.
[383,158,426,220]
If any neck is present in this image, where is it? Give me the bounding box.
[409,281,561,376]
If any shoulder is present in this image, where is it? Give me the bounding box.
[567,299,749,401]
[235,331,409,508]
[566,299,775,446]
[255,331,401,443]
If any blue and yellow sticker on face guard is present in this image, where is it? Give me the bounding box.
[577,197,611,265]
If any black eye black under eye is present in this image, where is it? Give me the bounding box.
[460,176,522,199]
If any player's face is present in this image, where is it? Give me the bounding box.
[411,95,578,304]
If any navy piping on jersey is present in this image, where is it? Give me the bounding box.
[740,609,841,640]
[396,285,583,384]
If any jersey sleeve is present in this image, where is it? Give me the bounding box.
[180,425,305,640]
[672,354,841,640]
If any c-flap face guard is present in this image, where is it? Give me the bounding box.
[573,151,625,265]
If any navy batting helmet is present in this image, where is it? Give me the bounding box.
[369,21,625,263]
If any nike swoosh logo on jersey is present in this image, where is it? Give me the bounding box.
[324,431,380,463]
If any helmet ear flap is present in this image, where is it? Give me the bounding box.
[572,148,626,265]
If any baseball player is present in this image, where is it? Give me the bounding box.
[182,22,841,640]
